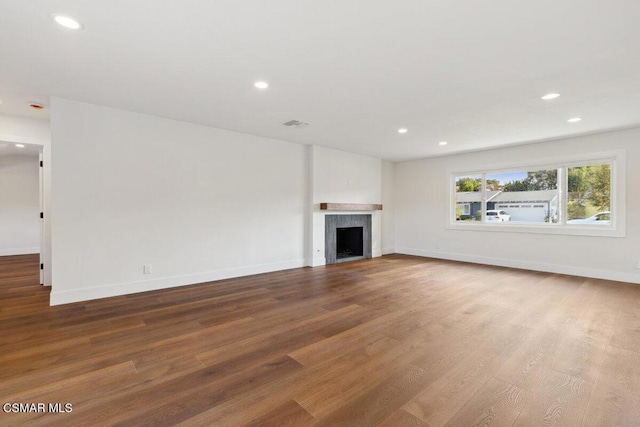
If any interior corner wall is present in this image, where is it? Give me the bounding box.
[393,127,640,284]
[381,160,396,255]
[49,98,307,305]
[0,155,40,255]
[309,145,382,266]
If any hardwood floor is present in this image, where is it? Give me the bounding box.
[2,253,640,426]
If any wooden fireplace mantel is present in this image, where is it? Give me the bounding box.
[320,203,383,211]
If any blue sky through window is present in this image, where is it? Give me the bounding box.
[487,171,527,184]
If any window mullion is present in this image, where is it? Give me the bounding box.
[482,173,487,223]
[560,166,567,225]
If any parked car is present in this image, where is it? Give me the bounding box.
[567,211,611,225]
[486,210,511,222]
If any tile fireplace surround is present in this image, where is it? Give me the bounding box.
[324,214,372,265]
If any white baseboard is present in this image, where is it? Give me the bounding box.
[381,247,396,255]
[0,247,39,257]
[50,258,306,306]
[372,249,383,258]
[309,256,326,267]
[395,247,640,285]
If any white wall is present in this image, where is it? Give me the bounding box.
[50,98,308,305]
[0,114,51,285]
[382,160,395,254]
[393,127,640,284]
[0,155,40,256]
[0,114,50,146]
[308,146,383,266]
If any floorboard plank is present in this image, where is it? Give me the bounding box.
[444,377,529,427]
[582,345,640,427]
[513,369,593,427]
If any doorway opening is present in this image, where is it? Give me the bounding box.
[0,141,44,284]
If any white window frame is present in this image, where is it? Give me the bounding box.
[447,150,625,238]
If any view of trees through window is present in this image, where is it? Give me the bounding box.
[454,175,481,221]
[567,164,611,221]
[454,163,611,226]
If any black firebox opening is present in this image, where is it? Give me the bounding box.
[336,227,364,259]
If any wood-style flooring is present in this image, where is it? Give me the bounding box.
[2,253,640,426]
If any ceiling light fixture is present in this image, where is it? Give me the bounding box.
[567,117,582,123]
[254,81,269,89]
[398,128,408,134]
[15,144,25,148]
[52,14,83,30]
[541,93,560,100]
[439,141,448,146]
[29,103,45,110]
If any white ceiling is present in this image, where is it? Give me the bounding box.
[1,1,639,161]
[0,92,49,120]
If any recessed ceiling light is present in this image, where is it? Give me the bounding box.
[567,117,582,123]
[254,81,269,89]
[52,14,83,30]
[541,93,560,100]
[439,141,448,146]
[398,128,408,134]
[15,144,25,148]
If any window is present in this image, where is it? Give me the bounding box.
[486,168,558,224]
[454,175,481,221]
[449,153,623,237]
[566,164,611,225]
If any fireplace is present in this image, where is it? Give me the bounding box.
[325,214,372,264]
[337,227,364,259]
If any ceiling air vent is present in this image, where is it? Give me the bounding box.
[282,119,310,129]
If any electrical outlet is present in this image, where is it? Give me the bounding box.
[143,264,152,274]
[635,261,640,269]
